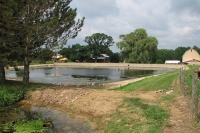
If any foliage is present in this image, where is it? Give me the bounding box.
[117,28,158,63]
[59,45,72,59]
[184,65,200,97]
[84,33,114,62]
[1,118,48,133]
[0,86,24,106]
[109,52,121,63]
[1,0,85,85]
[173,47,190,62]
[36,48,54,64]
[193,46,200,54]
[155,59,163,64]
[14,119,46,133]
[156,49,174,63]
[68,44,91,62]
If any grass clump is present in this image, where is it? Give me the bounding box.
[0,86,24,106]
[1,118,48,133]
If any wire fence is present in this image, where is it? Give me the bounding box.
[179,67,199,123]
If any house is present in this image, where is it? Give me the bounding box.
[165,60,180,64]
[97,54,110,62]
[182,49,200,65]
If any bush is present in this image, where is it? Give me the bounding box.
[0,86,24,106]
[155,59,163,64]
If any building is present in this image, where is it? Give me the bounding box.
[97,54,110,62]
[165,60,180,64]
[182,49,200,65]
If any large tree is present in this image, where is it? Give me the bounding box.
[0,0,19,84]
[84,33,114,62]
[11,0,84,85]
[117,28,158,63]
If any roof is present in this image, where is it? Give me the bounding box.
[100,54,109,57]
[165,60,180,64]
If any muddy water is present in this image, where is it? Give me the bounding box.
[31,107,100,133]
[0,104,100,133]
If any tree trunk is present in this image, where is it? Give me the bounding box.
[0,64,6,85]
[23,55,30,86]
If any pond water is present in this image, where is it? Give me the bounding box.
[5,67,175,85]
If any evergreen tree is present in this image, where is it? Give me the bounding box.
[11,0,84,85]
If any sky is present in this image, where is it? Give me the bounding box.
[67,0,200,52]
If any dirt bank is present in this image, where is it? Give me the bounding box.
[20,72,200,133]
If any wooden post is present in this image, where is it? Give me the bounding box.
[192,73,199,123]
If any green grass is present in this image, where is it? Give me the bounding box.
[185,65,200,90]
[14,119,47,133]
[103,70,180,132]
[0,86,24,106]
[104,98,169,133]
[115,71,179,92]
[1,118,48,133]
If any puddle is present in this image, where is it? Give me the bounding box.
[0,105,100,133]
[30,107,100,133]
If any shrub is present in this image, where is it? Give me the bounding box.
[0,86,24,106]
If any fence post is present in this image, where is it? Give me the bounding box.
[192,73,199,123]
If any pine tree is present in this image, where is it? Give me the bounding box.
[12,0,84,85]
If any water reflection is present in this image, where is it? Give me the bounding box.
[5,67,175,85]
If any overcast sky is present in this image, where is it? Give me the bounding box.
[67,0,200,52]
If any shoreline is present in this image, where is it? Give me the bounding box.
[5,63,187,71]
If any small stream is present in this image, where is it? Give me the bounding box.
[0,104,100,133]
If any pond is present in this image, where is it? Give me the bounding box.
[5,67,175,85]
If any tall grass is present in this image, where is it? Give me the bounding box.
[0,86,24,106]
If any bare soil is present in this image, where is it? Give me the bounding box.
[21,76,200,133]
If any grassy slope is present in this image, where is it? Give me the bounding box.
[115,71,179,92]
[103,71,180,133]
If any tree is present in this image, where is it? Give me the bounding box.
[37,48,54,64]
[0,0,19,84]
[156,49,174,63]
[193,46,200,54]
[117,28,158,63]
[12,0,84,85]
[59,45,71,59]
[84,33,114,62]
[109,52,121,63]
[174,47,190,61]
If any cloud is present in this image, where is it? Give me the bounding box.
[68,0,200,52]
